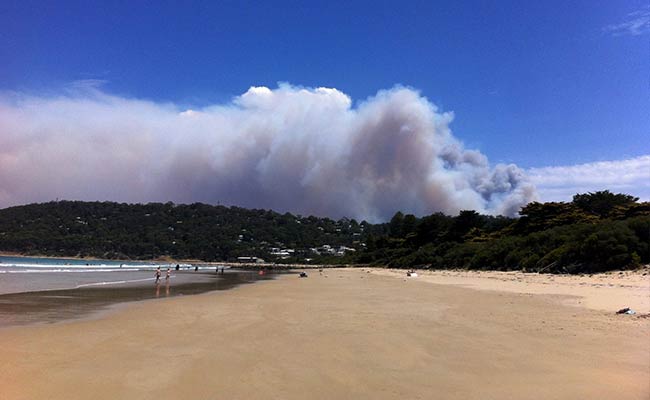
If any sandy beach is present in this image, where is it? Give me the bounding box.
[1,268,649,399]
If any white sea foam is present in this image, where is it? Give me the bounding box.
[75,277,162,288]
[0,268,143,273]
[0,262,191,271]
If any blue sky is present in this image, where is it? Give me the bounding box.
[0,1,648,217]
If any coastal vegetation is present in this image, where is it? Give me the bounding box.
[0,191,647,273]
[361,191,649,273]
[0,201,380,262]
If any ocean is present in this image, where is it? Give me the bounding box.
[0,256,274,328]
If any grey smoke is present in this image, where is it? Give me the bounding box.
[0,83,537,221]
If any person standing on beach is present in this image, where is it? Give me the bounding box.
[166,267,171,281]
[155,267,161,283]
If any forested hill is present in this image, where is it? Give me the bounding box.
[0,191,648,273]
[360,191,649,273]
[0,201,383,262]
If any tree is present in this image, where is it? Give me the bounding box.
[401,214,418,237]
[446,210,485,241]
[572,191,638,218]
[410,212,452,247]
[388,212,405,238]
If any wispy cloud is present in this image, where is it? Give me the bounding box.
[0,83,537,221]
[603,5,650,36]
[528,156,650,202]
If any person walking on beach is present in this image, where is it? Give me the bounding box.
[166,267,171,281]
[155,267,161,283]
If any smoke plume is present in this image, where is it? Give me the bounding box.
[0,83,537,221]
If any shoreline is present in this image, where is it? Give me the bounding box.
[0,251,203,264]
[1,268,648,399]
[0,252,342,269]
[4,250,649,273]
[0,268,279,329]
[0,270,278,333]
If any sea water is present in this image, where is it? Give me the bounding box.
[0,255,196,295]
[0,255,273,327]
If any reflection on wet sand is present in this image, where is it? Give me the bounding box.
[155,280,171,298]
[0,270,275,328]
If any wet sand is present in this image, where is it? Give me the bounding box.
[1,268,648,399]
[0,270,275,327]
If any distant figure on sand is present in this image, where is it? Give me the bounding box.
[155,267,161,283]
[166,268,171,280]
[195,265,199,272]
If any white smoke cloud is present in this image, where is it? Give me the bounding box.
[0,83,537,221]
[528,155,650,203]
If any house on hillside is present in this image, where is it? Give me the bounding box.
[237,256,265,263]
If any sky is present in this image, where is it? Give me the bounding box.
[0,0,648,220]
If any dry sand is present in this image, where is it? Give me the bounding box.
[1,268,649,399]
[372,267,650,313]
